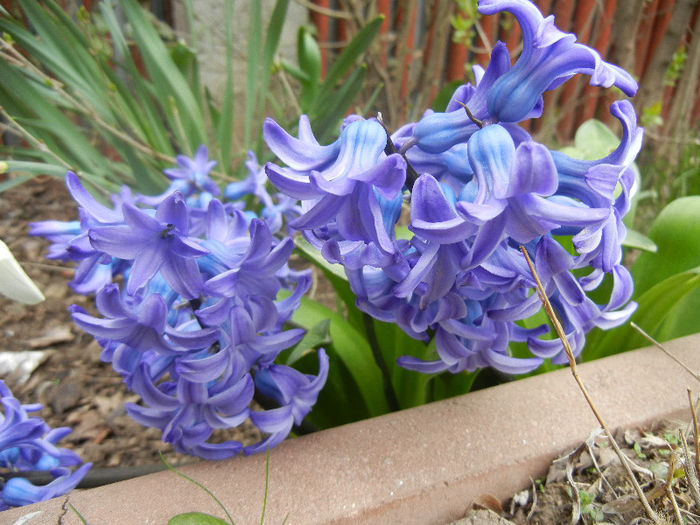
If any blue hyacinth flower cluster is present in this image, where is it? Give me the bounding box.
[31,147,328,459]
[263,0,642,375]
[0,380,91,509]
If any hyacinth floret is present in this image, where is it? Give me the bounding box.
[263,0,642,376]
[32,148,327,459]
[412,0,637,154]
[0,381,91,509]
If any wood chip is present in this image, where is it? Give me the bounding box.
[25,326,73,348]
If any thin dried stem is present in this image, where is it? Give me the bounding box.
[526,477,538,521]
[455,101,483,128]
[688,389,700,479]
[0,106,74,172]
[519,245,662,524]
[680,430,700,509]
[473,18,493,56]
[631,322,700,382]
[292,0,352,19]
[666,453,684,524]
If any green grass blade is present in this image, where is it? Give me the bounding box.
[159,453,234,525]
[217,0,235,172]
[2,160,68,178]
[0,174,33,193]
[262,0,290,95]
[119,0,206,148]
[315,16,383,103]
[244,0,262,150]
[311,65,367,142]
[98,2,175,154]
[0,62,105,176]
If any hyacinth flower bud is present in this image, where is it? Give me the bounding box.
[479,0,637,123]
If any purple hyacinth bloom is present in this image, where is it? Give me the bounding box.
[245,348,329,454]
[29,172,127,294]
[265,117,407,261]
[412,41,515,153]
[2,463,91,509]
[70,284,219,355]
[551,100,643,272]
[479,0,637,123]
[89,191,208,298]
[409,124,609,274]
[163,144,220,197]
[0,381,91,510]
[32,148,324,460]
[126,362,254,459]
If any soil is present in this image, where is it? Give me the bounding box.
[2,177,699,523]
[456,420,699,524]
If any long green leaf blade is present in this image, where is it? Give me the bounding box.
[315,16,383,103]
[244,1,262,149]
[290,296,390,417]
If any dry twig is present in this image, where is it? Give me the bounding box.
[666,453,684,525]
[631,322,700,382]
[526,477,538,522]
[689,389,700,477]
[519,245,663,524]
[680,430,700,510]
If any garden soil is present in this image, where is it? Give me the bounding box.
[1,177,697,523]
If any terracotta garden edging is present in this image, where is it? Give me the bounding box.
[3,333,699,524]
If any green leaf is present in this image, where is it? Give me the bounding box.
[286,319,331,365]
[316,16,383,103]
[297,26,321,111]
[431,80,464,112]
[571,119,620,160]
[217,0,235,171]
[623,229,657,252]
[261,0,291,97]
[290,296,390,417]
[311,65,367,142]
[631,196,700,296]
[244,1,262,149]
[430,370,480,401]
[168,513,229,525]
[371,319,434,408]
[585,267,700,359]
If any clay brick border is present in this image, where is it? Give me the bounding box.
[3,333,699,524]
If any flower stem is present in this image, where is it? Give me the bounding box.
[362,312,401,412]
